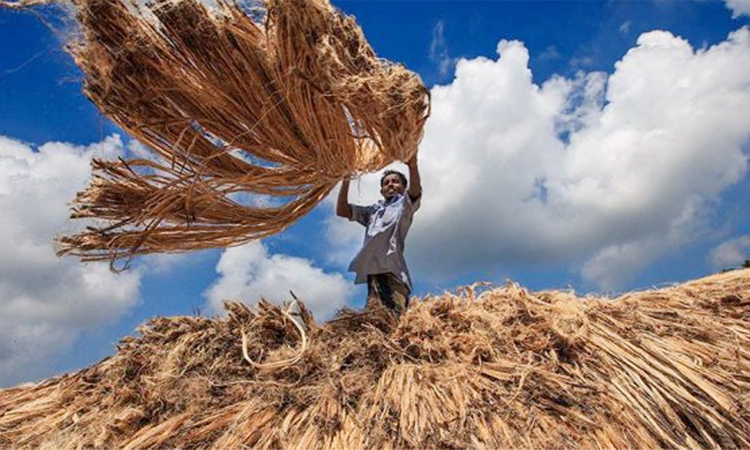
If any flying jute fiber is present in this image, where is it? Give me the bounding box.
[1,269,749,449]
[1,0,430,266]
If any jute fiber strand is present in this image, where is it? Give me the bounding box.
[1,0,429,266]
[1,269,749,449]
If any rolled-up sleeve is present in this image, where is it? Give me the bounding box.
[349,204,374,226]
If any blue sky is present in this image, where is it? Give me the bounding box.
[1,0,750,387]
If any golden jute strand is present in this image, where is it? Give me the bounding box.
[1,270,749,449]
[1,0,430,265]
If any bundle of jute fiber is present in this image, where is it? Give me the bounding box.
[1,269,749,449]
[1,0,429,266]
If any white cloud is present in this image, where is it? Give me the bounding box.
[327,28,750,291]
[139,252,196,274]
[580,239,661,292]
[0,135,142,387]
[430,19,457,80]
[619,20,632,35]
[537,45,562,63]
[708,235,750,269]
[725,0,750,18]
[125,138,158,161]
[205,242,353,319]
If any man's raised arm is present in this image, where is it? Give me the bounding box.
[336,179,352,219]
[406,154,422,202]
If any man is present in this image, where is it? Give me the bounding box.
[336,154,422,318]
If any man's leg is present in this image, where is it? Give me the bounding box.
[367,273,410,317]
[366,275,384,311]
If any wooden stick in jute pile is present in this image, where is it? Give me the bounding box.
[1,0,430,266]
[1,269,749,449]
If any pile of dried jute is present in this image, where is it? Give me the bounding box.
[1,269,749,449]
[1,0,429,266]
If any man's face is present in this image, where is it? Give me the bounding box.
[380,173,406,200]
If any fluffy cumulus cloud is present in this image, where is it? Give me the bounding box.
[328,28,750,290]
[725,0,750,18]
[708,235,750,269]
[0,135,141,387]
[205,242,353,319]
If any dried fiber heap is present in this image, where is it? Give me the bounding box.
[1,270,750,449]
[2,0,429,266]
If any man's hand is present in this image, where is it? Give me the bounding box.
[406,153,418,168]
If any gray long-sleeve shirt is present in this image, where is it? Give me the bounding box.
[348,193,420,291]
